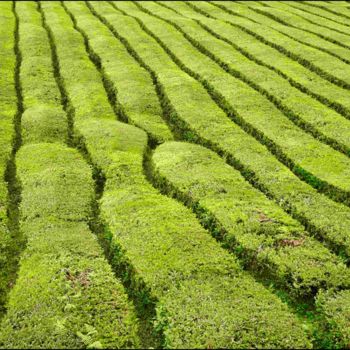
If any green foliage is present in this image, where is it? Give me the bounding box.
[86,3,350,345]
[21,106,68,144]
[315,290,350,349]
[0,3,139,348]
[236,2,350,63]
[63,1,173,145]
[283,0,350,29]
[142,1,350,154]
[152,141,350,297]
[96,0,350,264]
[115,0,350,206]
[2,0,350,348]
[42,2,312,347]
[0,1,18,318]
[190,0,350,113]
[193,1,350,89]
[0,144,139,349]
[98,138,311,348]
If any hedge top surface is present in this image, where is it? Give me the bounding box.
[152,141,350,296]
[63,0,173,144]
[0,143,139,349]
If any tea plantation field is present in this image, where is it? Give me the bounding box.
[1,1,350,348]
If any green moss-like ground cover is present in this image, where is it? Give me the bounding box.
[0,2,139,348]
[1,1,350,348]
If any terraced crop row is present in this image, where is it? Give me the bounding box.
[152,144,350,346]
[0,2,138,348]
[0,2,19,317]
[285,1,350,28]
[128,1,350,202]
[39,1,313,348]
[1,1,350,348]
[92,1,350,262]
[151,142,349,297]
[62,0,345,303]
[191,1,350,89]
[62,1,172,146]
[170,3,350,122]
[145,1,350,257]
[304,1,350,19]
[103,0,350,289]
[266,2,350,36]
[90,2,350,347]
[140,1,350,156]
[184,0,350,113]
[237,2,350,56]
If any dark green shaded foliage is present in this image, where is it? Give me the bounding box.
[316,290,350,349]
[0,1,19,317]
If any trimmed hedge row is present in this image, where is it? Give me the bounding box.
[289,1,350,27]
[137,2,350,156]
[114,2,350,206]
[151,141,350,297]
[177,0,350,115]
[238,2,350,57]
[91,1,350,261]
[163,1,350,118]
[0,1,17,315]
[114,2,350,205]
[266,1,350,36]
[303,1,350,19]
[98,138,311,349]
[40,2,313,348]
[0,2,16,222]
[193,1,350,88]
[16,1,67,144]
[63,1,172,146]
[0,144,139,349]
[0,2,139,348]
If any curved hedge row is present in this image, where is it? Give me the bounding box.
[303,1,350,20]
[17,0,67,145]
[265,1,350,36]
[98,134,311,348]
[0,1,17,316]
[63,1,172,146]
[316,290,350,348]
[0,2,16,225]
[39,2,312,348]
[129,3,350,208]
[175,0,350,114]
[128,1,350,193]
[192,1,350,88]
[139,1,350,157]
[110,3,350,207]
[234,2,350,57]
[152,141,350,297]
[286,1,350,28]
[89,1,350,261]
[0,2,139,348]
